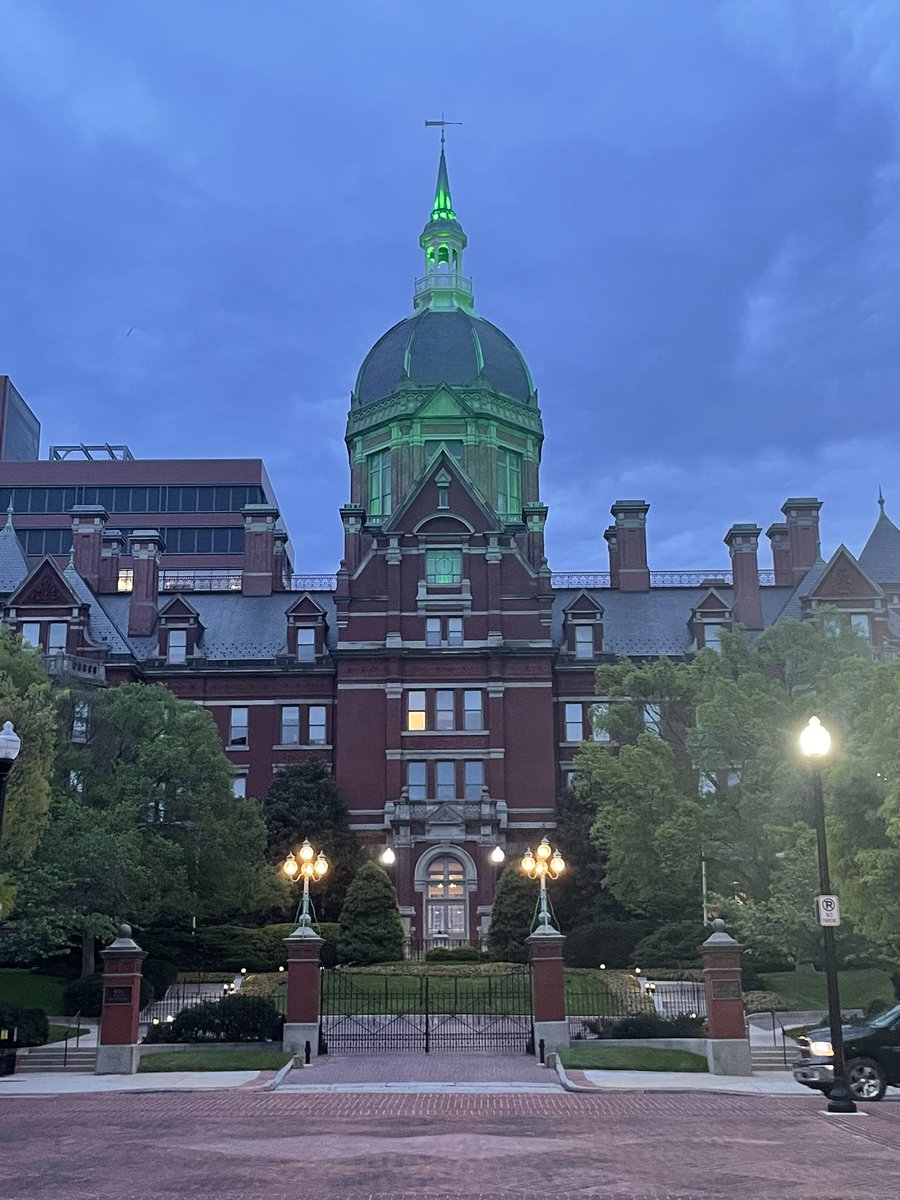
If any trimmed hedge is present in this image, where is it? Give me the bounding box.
[562,921,654,970]
[0,1005,49,1046]
[314,922,341,968]
[582,1012,706,1040]
[63,974,155,1018]
[425,946,482,963]
[143,994,284,1043]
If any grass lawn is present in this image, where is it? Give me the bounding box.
[0,969,69,1013]
[559,1044,707,1072]
[138,1049,291,1073]
[47,1024,89,1043]
[759,967,894,1012]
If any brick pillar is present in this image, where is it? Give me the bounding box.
[70,505,108,591]
[701,919,751,1075]
[604,526,619,588]
[527,929,569,1055]
[273,529,289,591]
[98,529,125,594]
[127,531,163,637]
[241,504,279,596]
[782,497,823,585]
[766,522,792,586]
[523,502,548,570]
[611,500,650,591]
[95,924,146,1075]
[724,524,763,630]
[283,930,323,1059]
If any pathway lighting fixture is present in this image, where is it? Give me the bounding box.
[282,838,329,932]
[0,721,21,846]
[599,963,606,971]
[240,967,247,976]
[379,846,396,867]
[799,716,857,1114]
[520,836,565,932]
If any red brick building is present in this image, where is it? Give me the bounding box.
[2,149,899,945]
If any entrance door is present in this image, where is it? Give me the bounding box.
[426,855,468,939]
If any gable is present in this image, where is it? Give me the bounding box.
[384,449,500,537]
[7,558,82,609]
[286,593,327,619]
[809,546,881,600]
[158,595,200,619]
[693,588,731,614]
[564,590,604,617]
[413,386,473,420]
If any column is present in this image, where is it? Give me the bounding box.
[701,918,751,1075]
[95,925,146,1075]
[283,930,324,1059]
[527,929,569,1056]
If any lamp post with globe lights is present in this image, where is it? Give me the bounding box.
[799,715,857,1114]
[282,839,329,933]
[520,837,565,932]
[0,720,22,848]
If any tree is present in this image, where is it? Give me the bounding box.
[731,825,823,968]
[337,861,404,965]
[261,762,363,921]
[486,864,537,963]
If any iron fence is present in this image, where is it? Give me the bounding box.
[567,979,707,1041]
[403,938,484,960]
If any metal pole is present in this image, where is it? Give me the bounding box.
[811,765,857,1114]
[701,849,709,927]
[0,767,9,848]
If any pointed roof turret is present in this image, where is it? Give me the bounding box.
[858,492,900,584]
[415,138,473,313]
[0,506,29,594]
[431,143,456,223]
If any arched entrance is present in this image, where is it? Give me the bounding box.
[425,854,468,940]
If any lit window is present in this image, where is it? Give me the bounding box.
[436,690,455,731]
[704,625,723,651]
[117,569,133,593]
[591,703,610,742]
[21,622,40,648]
[281,706,300,745]
[72,700,90,743]
[464,760,484,800]
[564,703,583,743]
[698,773,717,796]
[232,775,247,799]
[643,703,661,734]
[407,761,427,801]
[436,761,456,799]
[168,629,187,665]
[497,447,522,517]
[574,624,593,659]
[407,691,427,731]
[229,707,249,747]
[367,449,392,518]
[463,690,483,731]
[69,770,83,794]
[447,616,463,646]
[426,617,441,647]
[297,628,316,662]
[308,706,327,745]
[725,769,741,788]
[48,622,67,655]
[850,614,871,641]
[426,548,462,585]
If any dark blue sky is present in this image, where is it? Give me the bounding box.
[0,1,896,571]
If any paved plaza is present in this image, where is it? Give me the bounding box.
[2,1087,899,1200]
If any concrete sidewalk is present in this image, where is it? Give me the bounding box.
[0,1070,267,1096]
[556,1060,814,1095]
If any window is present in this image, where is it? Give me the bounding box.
[308,706,327,745]
[426,548,462,585]
[229,706,249,747]
[436,760,456,799]
[497,447,522,516]
[704,625,723,651]
[447,616,463,646]
[407,761,427,801]
[564,770,577,791]
[20,622,40,648]
[436,691,455,731]
[643,703,661,734]
[407,691,427,731]
[426,617,441,647]
[463,690,483,731]
[367,449,392,518]
[426,616,464,646]
[850,614,871,641]
[426,855,467,937]
[232,775,247,799]
[591,703,610,742]
[281,706,300,745]
[564,703,584,743]
[698,773,717,797]
[72,700,90,743]
[47,622,67,655]
[297,628,316,662]
[574,624,594,659]
[464,760,484,800]
[167,629,187,665]
[69,770,83,794]
[822,614,842,639]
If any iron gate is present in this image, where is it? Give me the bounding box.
[319,968,534,1055]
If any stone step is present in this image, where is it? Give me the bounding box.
[18,1048,98,1073]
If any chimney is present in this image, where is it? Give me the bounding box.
[610,500,650,591]
[339,504,366,576]
[724,524,763,630]
[603,525,619,588]
[766,522,792,586]
[128,530,163,637]
[98,528,126,593]
[241,504,279,596]
[523,502,549,570]
[69,505,108,590]
[781,497,822,584]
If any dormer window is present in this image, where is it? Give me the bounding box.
[167,629,188,665]
[574,624,594,660]
[297,628,316,662]
[704,625,724,651]
[426,549,462,585]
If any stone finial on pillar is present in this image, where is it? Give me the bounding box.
[96,923,147,1075]
[526,928,569,1055]
[283,929,324,1059]
[700,918,751,1076]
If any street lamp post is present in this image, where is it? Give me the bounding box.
[282,838,329,933]
[799,715,857,1115]
[520,837,565,932]
[0,721,22,848]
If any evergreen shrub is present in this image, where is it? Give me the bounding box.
[142,959,179,999]
[0,1005,49,1046]
[425,946,482,963]
[584,1012,706,1039]
[144,994,284,1043]
[314,922,342,968]
[338,862,405,965]
[631,922,706,969]
[486,866,535,963]
[563,921,654,969]
[63,974,154,1017]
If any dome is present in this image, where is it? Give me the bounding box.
[353,308,535,408]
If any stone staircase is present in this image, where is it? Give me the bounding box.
[16,1045,98,1073]
[750,1045,792,1073]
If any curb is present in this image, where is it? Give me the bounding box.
[267,1059,297,1091]
[553,1059,818,1097]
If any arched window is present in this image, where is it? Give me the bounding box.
[426,855,468,938]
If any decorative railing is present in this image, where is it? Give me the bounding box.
[551,569,778,589]
[414,270,473,297]
[44,653,106,685]
[159,570,241,592]
[289,574,339,591]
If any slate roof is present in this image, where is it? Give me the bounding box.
[777,563,827,623]
[551,585,796,657]
[353,309,534,407]
[858,510,900,584]
[62,562,132,655]
[0,517,29,594]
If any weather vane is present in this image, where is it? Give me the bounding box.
[425,114,462,148]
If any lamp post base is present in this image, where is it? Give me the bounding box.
[826,1085,858,1115]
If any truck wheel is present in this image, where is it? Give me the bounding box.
[846,1057,886,1102]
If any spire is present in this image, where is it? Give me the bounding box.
[5,501,13,531]
[878,486,886,516]
[415,132,473,313]
[431,143,456,223]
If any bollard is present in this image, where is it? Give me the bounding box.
[539,1038,545,1064]
[304,1040,311,1065]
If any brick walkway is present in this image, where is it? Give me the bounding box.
[290,1052,551,1084]
[2,1090,899,1199]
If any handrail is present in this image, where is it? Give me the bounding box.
[62,1010,82,1068]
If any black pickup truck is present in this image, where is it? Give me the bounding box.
[793,1002,900,1101]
